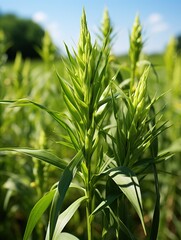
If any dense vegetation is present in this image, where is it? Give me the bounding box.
[0,9,181,240]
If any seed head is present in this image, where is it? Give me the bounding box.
[78,9,92,62]
[129,15,143,67]
[101,8,113,40]
[133,66,149,109]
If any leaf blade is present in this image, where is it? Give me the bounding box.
[23,189,55,240]
[0,148,67,169]
[52,196,87,239]
[49,150,84,239]
[109,166,146,235]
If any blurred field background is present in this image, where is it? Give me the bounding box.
[0,1,181,239]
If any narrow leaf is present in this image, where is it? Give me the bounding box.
[49,150,84,239]
[57,232,79,240]
[109,207,136,240]
[23,189,55,240]
[149,163,160,240]
[0,99,80,150]
[52,196,87,239]
[91,193,120,216]
[109,166,146,235]
[56,72,78,109]
[0,148,67,169]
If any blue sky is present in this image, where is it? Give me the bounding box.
[0,1,181,54]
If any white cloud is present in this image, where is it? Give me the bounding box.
[146,13,169,34]
[147,13,162,24]
[151,22,169,33]
[32,11,47,23]
[31,12,63,49]
[46,22,62,47]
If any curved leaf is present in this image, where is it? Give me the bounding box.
[91,193,120,216]
[57,232,79,240]
[0,99,80,150]
[49,150,84,239]
[109,166,146,235]
[109,207,136,240]
[0,148,67,169]
[52,196,87,240]
[23,189,56,240]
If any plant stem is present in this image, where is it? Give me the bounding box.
[85,125,95,239]
[86,186,92,240]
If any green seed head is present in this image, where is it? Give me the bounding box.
[129,15,143,66]
[78,9,92,62]
[133,66,149,109]
[101,8,113,40]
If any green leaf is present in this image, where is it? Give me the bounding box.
[56,232,79,240]
[91,193,120,216]
[56,72,78,109]
[109,166,146,235]
[109,207,136,240]
[0,148,67,169]
[52,196,87,240]
[0,99,80,150]
[149,163,160,240]
[117,218,136,240]
[49,150,84,239]
[46,231,80,240]
[23,189,56,240]
[63,94,84,126]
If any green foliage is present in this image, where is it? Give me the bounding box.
[36,31,58,64]
[0,7,179,240]
[0,30,9,65]
[23,189,56,240]
[157,37,181,240]
[164,37,177,80]
[0,14,45,59]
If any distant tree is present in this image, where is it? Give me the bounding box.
[0,14,45,59]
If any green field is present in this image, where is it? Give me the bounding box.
[0,11,181,240]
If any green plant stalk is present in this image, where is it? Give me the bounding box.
[76,9,113,238]
[85,147,92,240]
[85,120,95,239]
[86,185,92,240]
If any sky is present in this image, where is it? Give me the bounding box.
[0,0,181,55]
